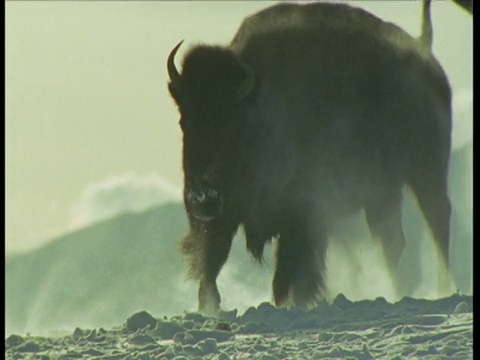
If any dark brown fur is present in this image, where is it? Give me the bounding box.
[168,2,453,314]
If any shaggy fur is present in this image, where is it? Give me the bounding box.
[168,1,453,314]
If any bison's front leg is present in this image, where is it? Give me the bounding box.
[273,210,328,309]
[181,222,237,315]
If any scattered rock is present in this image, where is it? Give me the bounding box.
[16,341,41,353]
[86,329,97,341]
[128,333,158,346]
[186,329,234,343]
[173,331,194,345]
[219,309,238,322]
[4,295,473,360]
[134,352,156,360]
[72,327,84,338]
[126,311,158,332]
[238,306,258,324]
[265,309,290,330]
[333,293,354,310]
[318,332,333,342]
[181,320,195,329]
[183,312,208,324]
[288,317,319,330]
[215,352,230,360]
[97,354,125,360]
[254,341,269,351]
[453,301,470,314]
[215,322,231,331]
[197,338,218,354]
[149,321,185,339]
[238,302,277,325]
[240,322,272,334]
[81,348,105,356]
[5,334,24,347]
[181,344,205,357]
[261,355,279,360]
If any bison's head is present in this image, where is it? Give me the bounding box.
[167,41,255,222]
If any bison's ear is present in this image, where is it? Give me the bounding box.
[235,60,256,102]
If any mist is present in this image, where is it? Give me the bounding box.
[5,0,472,339]
[69,172,182,231]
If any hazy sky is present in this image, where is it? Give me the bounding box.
[5,1,472,254]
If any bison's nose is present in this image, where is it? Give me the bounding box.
[186,189,207,204]
[185,186,223,222]
[195,191,206,203]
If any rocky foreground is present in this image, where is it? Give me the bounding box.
[5,294,473,360]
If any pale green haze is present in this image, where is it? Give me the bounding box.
[5,0,472,336]
[5,1,472,254]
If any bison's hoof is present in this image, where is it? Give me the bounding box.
[198,303,220,317]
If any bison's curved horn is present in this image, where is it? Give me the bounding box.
[167,40,184,91]
[236,60,256,102]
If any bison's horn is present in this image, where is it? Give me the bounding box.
[236,60,256,102]
[167,40,184,91]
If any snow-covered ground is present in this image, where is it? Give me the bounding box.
[5,294,472,360]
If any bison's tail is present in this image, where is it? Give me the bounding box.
[451,0,473,15]
[419,0,433,51]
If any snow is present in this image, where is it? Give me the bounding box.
[5,294,472,359]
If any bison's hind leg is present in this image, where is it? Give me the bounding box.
[365,189,407,295]
[407,164,454,295]
[273,212,328,309]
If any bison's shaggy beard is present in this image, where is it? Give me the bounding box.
[180,230,207,281]
[180,224,236,283]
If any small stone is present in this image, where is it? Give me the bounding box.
[150,321,185,339]
[257,302,276,314]
[72,327,84,338]
[453,301,470,314]
[86,329,97,341]
[183,312,208,323]
[197,338,218,354]
[240,322,272,334]
[215,322,231,331]
[5,334,24,347]
[134,353,155,360]
[126,311,158,331]
[262,355,279,360]
[318,332,333,342]
[16,341,40,353]
[181,320,195,329]
[172,332,185,344]
[82,348,105,356]
[217,352,230,360]
[128,333,158,346]
[186,329,234,343]
[333,293,354,309]
[181,332,195,345]
[219,309,238,322]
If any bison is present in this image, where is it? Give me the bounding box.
[167,0,453,314]
[452,0,473,14]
